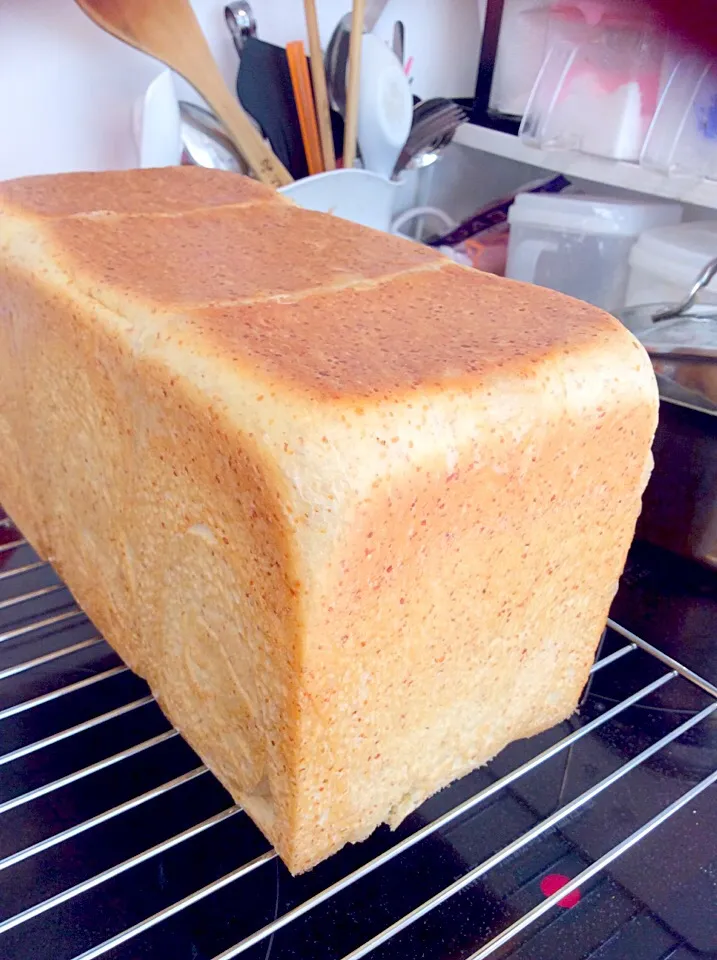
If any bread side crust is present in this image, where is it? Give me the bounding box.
[0,171,658,873]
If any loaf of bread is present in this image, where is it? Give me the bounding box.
[0,168,657,873]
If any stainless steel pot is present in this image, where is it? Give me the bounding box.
[620,258,717,569]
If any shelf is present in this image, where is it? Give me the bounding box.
[454,123,717,210]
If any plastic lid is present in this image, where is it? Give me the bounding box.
[629,221,717,291]
[507,192,682,236]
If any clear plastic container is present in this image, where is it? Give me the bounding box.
[506,192,683,313]
[641,56,717,180]
[520,7,666,161]
[477,1,641,121]
[625,221,717,308]
[482,0,574,119]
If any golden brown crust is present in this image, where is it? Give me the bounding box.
[40,199,441,310]
[189,264,640,398]
[0,166,277,218]
[0,169,658,874]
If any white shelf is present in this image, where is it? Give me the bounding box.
[454,123,717,210]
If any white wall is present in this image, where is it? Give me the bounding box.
[0,0,245,178]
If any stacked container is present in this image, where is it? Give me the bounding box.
[625,221,717,307]
[506,192,683,312]
[519,2,667,161]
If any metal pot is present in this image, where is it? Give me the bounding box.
[620,257,717,569]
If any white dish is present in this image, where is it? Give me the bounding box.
[356,33,412,179]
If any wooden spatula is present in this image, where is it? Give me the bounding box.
[74,0,292,188]
[303,0,336,171]
[343,0,365,169]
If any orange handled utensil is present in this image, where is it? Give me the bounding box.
[286,40,324,176]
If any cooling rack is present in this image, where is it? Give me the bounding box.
[1,509,716,960]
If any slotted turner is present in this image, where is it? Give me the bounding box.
[74,0,293,187]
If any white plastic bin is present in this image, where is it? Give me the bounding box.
[625,221,717,307]
[280,170,401,232]
[506,193,682,313]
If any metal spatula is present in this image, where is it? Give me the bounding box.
[74,0,292,188]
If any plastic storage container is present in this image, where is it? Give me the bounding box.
[625,221,717,308]
[520,7,666,161]
[641,56,717,180]
[506,193,683,313]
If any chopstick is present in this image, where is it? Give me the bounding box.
[303,0,336,171]
[343,0,365,168]
[286,40,324,176]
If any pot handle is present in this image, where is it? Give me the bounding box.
[653,256,717,322]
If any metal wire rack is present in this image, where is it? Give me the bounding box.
[1,509,717,960]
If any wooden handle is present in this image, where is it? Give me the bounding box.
[287,41,324,176]
[303,0,336,171]
[199,71,294,188]
[160,0,293,188]
[343,0,365,169]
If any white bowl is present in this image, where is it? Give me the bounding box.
[279,168,400,232]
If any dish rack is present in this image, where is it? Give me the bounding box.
[1,509,717,960]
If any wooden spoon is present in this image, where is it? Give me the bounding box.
[74,0,292,188]
[303,0,335,171]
